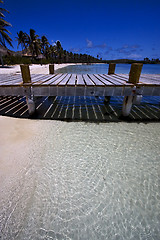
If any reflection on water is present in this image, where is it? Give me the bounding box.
[55,63,160,74]
[0,120,160,239]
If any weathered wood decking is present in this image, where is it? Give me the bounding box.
[0,63,160,116]
[0,73,160,96]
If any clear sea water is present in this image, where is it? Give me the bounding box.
[56,63,160,74]
[0,64,160,240]
[0,120,160,239]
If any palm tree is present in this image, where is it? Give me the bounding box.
[56,40,62,52]
[0,0,13,47]
[0,0,12,48]
[0,0,12,66]
[16,30,28,54]
[41,35,49,57]
[56,40,63,63]
[48,44,56,63]
[27,29,40,58]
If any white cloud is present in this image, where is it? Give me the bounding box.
[127,54,142,59]
[86,39,93,48]
[69,47,81,52]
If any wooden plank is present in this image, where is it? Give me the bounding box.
[0,74,17,82]
[0,78,23,85]
[99,74,123,85]
[103,74,128,85]
[114,74,129,81]
[0,75,22,85]
[76,75,85,85]
[42,74,64,85]
[113,74,129,82]
[32,74,58,85]
[139,77,160,85]
[76,75,85,96]
[67,74,76,85]
[0,86,24,96]
[83,74,95,85]
[49,74,68,85]
[58,74,72,85]
[87,74,105,86]
[30,74,48,83]
[141,74,160,81]
[33,86,51,96]
[140,86,160,96]
[106,74,133,86]
[93,74,114,85]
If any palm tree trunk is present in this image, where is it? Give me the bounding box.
[0,53,4,67]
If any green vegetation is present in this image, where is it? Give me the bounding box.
[0,0,12,47]
[0,0,12,65]
[102,58,160,64]
[12,29,100,65]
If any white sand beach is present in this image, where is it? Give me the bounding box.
[0,115,160,239]
[0,63,78,74]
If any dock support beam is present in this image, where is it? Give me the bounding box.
[49,64,54,74]
[104,63,116,105]
[104,96,111,104]
[20,64,35,115]
[122,63,143,116]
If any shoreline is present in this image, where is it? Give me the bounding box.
[0,63,79,74]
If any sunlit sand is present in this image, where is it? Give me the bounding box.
[0,63,77,74]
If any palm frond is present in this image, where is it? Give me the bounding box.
[0,29,13,47]
[0,0,12,48]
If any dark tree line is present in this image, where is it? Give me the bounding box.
[15,29,100,64]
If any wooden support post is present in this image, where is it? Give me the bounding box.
[49,64,54,74]
[108,63,116,75]
[122,63,143,116]
[128,63,143,84]
[20,64,35,115]
[122,96,134,117]
[104,96,111,104]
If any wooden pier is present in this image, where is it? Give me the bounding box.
[0,63,160,116]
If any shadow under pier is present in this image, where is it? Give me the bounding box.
[0,96,160,122]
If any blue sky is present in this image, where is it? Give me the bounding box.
[3,0,160,60]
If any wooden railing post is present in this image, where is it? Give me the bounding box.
[122,63,143,116]
[20,64,31,83]
[104,63,116,105]
[108,63,116,75]
[49,64,54,74]
[20,64,35,115]
[128,63,143,84]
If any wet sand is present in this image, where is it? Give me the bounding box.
[0,116,160,239]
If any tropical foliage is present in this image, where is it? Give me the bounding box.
[16,30,27,53]
[15,29,100,64]
[0,0,12,47]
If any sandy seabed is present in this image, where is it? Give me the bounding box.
[0,116,160,239]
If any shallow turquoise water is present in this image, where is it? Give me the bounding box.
[0,64,160,240]
[56,63,160,74]
[0,121,160,239]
